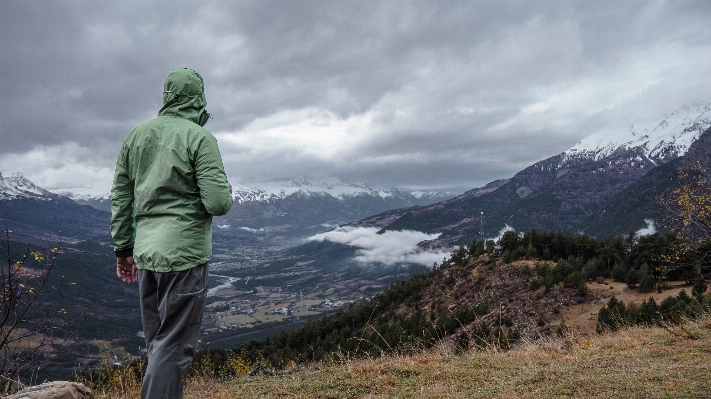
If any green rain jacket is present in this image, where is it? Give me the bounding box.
[110,68,233,272]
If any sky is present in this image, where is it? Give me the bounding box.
[2,0,711,196]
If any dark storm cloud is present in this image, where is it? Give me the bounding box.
[1,1,711,194]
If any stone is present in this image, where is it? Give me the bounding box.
[5,381,91,399]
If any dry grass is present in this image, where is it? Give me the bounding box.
[142,315,710,399]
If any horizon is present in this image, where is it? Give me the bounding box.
[2,99,710,198]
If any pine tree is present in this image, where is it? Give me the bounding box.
[625,268,640,289]
[692,275,708,297]
[638,272,657,293]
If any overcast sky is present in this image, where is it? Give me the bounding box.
[1,1,710,195]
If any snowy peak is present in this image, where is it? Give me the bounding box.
[231,176,452,204]
[0,172,53,201]
[561,102,711,167]
[53,190,110,202]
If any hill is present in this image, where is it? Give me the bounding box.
[212,228,707,371]
[84,259,711,398]
[180,317,711,398]
[4,102,711,390]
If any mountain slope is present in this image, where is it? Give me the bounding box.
[561,102,711,166]
[0,172,53,201]
[376,103,711,244]
[0,173,110,243]
[581,124,711,237]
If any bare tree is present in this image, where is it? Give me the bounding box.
[1,229,76,394]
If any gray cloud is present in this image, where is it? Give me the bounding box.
[308,226,450,267]
[2,1,711,195]
[635,219,657,238]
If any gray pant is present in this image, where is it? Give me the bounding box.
[137,263,208,399]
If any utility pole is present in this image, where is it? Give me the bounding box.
[480,211,484,243]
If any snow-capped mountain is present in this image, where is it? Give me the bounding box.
[367,102,711,246]
[52,190,112,212]
[45,175,454,212]
[0,172,111,243]
[231,176,454,204]
[1,173,455,247]
[561,102,711,168]
[0,172,53,201]
[212,177,458,248]
[53,190,110,202]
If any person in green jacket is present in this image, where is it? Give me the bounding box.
[110,68,233,399]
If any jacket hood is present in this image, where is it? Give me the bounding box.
[158,68,211,126]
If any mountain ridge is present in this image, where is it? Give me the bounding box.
[230,176,455,204]
[0,172,54,201]
[3,102,710,248]
[363,102,711,245]
[561,102,711,167]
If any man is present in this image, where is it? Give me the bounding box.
[110,68,233,399]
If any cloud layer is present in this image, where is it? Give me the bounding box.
[308,227,450,267]
[2,1,711,195]
[635,219,658,238]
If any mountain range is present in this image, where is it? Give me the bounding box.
[2,102,710,250]
[212,177,456,249]
[0,173,455,247]
[358,102,711,247]
[0,172,110,244]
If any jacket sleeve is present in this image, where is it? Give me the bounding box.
[195,133,233,216]
[110,143,135,256]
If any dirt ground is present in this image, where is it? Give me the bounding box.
[553,279,693,335]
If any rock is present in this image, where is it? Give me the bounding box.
[5,381,91,399]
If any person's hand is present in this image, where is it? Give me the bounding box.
[117,256,137,284]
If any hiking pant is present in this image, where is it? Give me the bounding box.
[137,263,208,399]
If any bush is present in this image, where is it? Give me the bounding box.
[596,296,627,333]
[528,279,542,291]
[638,272,657,293]
[625,268,640,289]
[583,258,605,279]
[612,263,627,282]
[501,250,512,264]
[537,314,546,326]
[1,231,75,394]
[693,276,708,297]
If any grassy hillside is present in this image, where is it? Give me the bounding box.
[75,228,710,398]
[91,314,711,398]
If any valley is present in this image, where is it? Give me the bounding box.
[200,244,430,348]
[1,102,710,386]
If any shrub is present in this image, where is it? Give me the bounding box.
[596,296,627,333]
[693,276,708,297]
[528,279,542,291]
[537,314,546,326]
[638,272,657,293]
[625,268,640,289]
[611,262,627,282]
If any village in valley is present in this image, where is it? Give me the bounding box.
[198,250,419,347]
